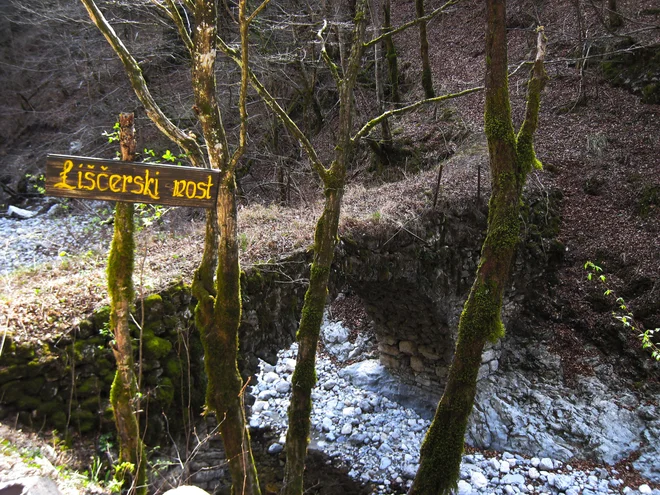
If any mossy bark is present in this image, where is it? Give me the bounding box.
[189,0,261,493]
[282,3,367,494]
[416,0,435,98]
[409,3,547,494]
[204,181,261,495]
[108,113,146,495]
[282,186,343,495]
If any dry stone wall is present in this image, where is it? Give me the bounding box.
[0,253,310,440]
[337,190,563,397]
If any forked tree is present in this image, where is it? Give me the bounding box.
[213,1,480,492]
[82,0,481,493]
[79,0,264,493]
[409,0,548,493]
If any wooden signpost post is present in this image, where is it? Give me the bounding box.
[46,154,220,208]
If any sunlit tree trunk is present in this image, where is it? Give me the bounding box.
[108,113,146,495]
[409,2,547,493]
[80,0,262,492]
[282,3,367,494]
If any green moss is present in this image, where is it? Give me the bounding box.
[0,365,27,385]
[142,294,163,314]
[70,409,97,433]
[155,377,175,405]
[17,396,42,410]
[107,203,135,331]
[143,331,173,360]
[458,280,504,343]
[516,133,542,173]
[77,376,101,396]
[81,396,101,411]
[1,381,23,403]
[291,359,317,392]
[23,377,45,395]
[92,306,111,330]
[165,358,182,378]
[51,411,68,430]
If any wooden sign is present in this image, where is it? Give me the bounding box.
[46,154,220,208]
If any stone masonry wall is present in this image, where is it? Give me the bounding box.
[337,190,563,396]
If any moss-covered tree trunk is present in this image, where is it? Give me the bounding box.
[281,185,343,495]
[189,0,261,494]
[199,179,261,495]
[282,3,367,494]
[416,0,435,98]
[108,113,146,495]
[408,2,547,494]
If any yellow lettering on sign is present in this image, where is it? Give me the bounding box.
[132,175,144,195]
[109,175,122,192]
[172,180,185,197]
[53,160,77,190]
[97,173,109,191]
[82,171,96,191]
[122,175,133,192]
[142,170,160,200]
[197,175,213,200]
[170,175,214,201]
[52,159,208,204]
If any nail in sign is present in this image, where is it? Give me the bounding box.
[46,154,220,208]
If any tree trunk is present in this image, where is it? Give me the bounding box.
[416,0,435,98]
[409,2,547,494]
[189,0,261,493]
[608,0,623,29]
[108,113,146,495]
[282,3,367,494]
[383,0,400,104]
[282,185,343,495]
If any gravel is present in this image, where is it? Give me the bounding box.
[249,318,660,495]
[0,206,112,276]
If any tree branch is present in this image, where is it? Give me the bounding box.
[516,26,548,173]
[247,0,271,24]
[352,85,483,142]
[217,37,329,181]
[364,0,460,48]
[162,0,194,55]
[318,20,342,87]
[79,0,205,168]
[229,0,250,170]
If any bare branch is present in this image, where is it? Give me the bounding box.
[352,85,483,142]
[318,20,342,87]
[247,0,271,24]
[516,26,549,172]
[365,0,460,48]
[79,0,205,167]
[229,0,250,170]
[163,0,194,54]
[217,37,329,181]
